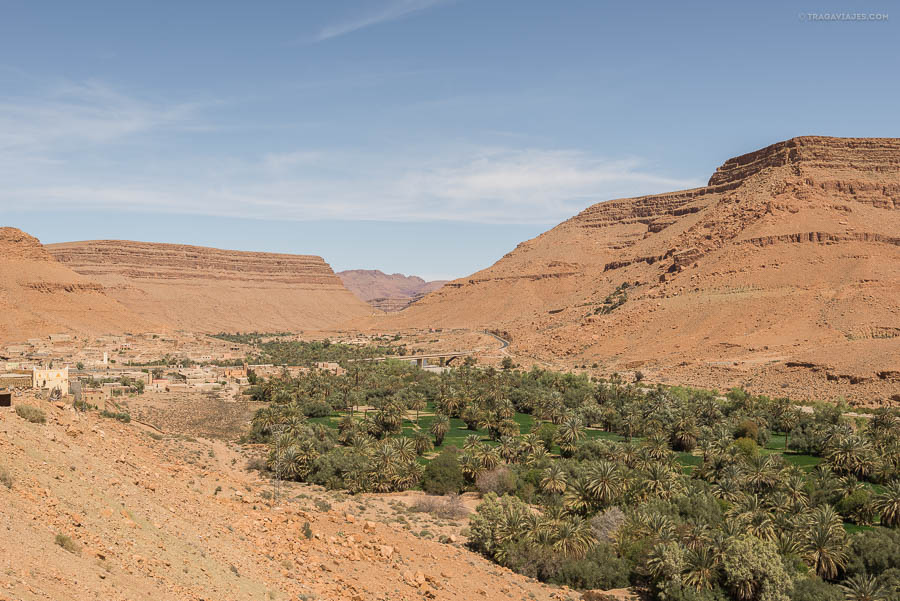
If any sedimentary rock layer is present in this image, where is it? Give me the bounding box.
[393,136,900,404]
[47,240,374,332]
[0,228,158,342]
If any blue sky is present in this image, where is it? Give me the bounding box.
[1,1,897,280]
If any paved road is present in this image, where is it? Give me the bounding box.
[483,330,509,350]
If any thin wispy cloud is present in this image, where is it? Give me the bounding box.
[313,0,447,42]
[4,148,700,225]
[0,79,702,225]
[0,80,201,156]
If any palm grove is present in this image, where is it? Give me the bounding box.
[244,342,900,601]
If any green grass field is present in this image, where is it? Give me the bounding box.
[307,405,826,475]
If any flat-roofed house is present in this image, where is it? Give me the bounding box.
[33,367,69,392]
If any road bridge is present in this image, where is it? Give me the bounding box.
[353,351,472,369]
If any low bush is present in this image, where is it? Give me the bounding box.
[790,576,842,601]
[410,494,468,519]
[100,410,131,423]
[548,543,632,590]
[302,400,332,418]
[245,457,268,472]
[54,533,81,555]
[0,465,12,489]
[422,447,464,495]
[590,507,625,543]
[15,404,46,424]
[476,467,517,496]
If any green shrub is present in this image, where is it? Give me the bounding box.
[15,405,46,424]
[732,437,759,458]
[54,534,81,555]
[100,410,131,423]
[734,419,759,442]
[844,528,900,580]
[721,536,791,601]
[302,400,332,418]
[548,543,632,590]
[302,521,313,539]
[790,576,842,601]
[534,422,557,451]
[422,447,464,495]
[836,488,875,525]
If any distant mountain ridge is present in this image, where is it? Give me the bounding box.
[338,269,447,312]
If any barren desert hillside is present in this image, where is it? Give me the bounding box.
[338,269,447,312]
[394,137,900,403]
[0,228,159,343]
[47,240,375,333]
[0,396,569,601]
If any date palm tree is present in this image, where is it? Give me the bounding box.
[641,462,683,501]
[392,436,417,463]
[683,546,719,591]
[552,517,595,559]
[671,416,700,452]
[556,415,586,457]
[497,436,519,464]
[541,463,567,495]
[839,573,888,601]
[874,479,900,528]
[803,505,848,580]
[584,460,623,509]
[743,453,778,493]
[430,414,450,446]
[460,452,482,482]
[463,434,483,451]
[563,476,595,516]
[413,431,433,456]
[476,445,501,471]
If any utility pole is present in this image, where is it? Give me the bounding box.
[271,424,287,507]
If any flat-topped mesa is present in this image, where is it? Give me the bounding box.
[573,137,900,233]
[708,136,900,187]
[48,240,345,288]
[43,238,372,333]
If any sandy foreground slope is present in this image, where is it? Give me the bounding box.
[0,397,577,601]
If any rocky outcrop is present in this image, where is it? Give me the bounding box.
[46,240,374,332]
[0,228,158,342]
[393,136,900,404]
[0,227,54,261]
[708,136,900,187]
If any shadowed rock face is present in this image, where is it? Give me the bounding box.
[394,137,900,404]
[46,240,373,332]
[338,269,447,312]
